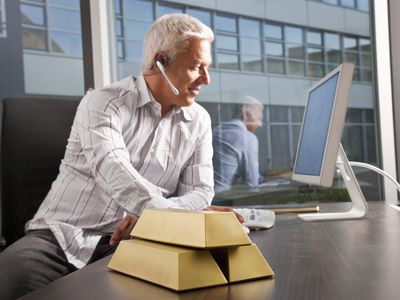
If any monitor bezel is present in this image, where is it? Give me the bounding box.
[292,63,354,187]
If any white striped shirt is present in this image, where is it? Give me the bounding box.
[26,75,214,268]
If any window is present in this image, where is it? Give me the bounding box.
[286,26,305,76]
[20,0,82,56]
[240,18,262,72]
[16,0,84,96]
[110,0,379,203]
[0,0,5,38]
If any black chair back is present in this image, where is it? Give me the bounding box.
[1,96,80,246]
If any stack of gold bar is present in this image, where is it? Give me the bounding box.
[108,209,274,291]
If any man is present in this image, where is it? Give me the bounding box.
[0,13,242,299]
[212,96,264,193]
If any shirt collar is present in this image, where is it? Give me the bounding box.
[134,74,193,121]
[135,74,153,108]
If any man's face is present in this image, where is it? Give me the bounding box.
[245,108,263,133]
[163,39,212,108]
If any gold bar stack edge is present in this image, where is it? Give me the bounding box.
[108,209,274,291]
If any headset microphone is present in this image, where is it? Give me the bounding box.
[156,60,179,96]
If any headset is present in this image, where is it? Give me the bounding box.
[155,59,180,96]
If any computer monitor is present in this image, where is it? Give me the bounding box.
[292,63,368,221]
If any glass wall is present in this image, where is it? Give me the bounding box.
[112,0,379,205]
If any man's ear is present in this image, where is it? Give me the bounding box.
[154,53,168,67]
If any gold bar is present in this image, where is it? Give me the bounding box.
[131,209,251,248]
[108,239,227,291]
[211,243,274,282]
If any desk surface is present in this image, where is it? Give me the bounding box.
[20,202,400,300]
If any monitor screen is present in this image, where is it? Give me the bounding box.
[292,63,354,187]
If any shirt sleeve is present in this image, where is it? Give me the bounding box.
[243,132,261,187]
[76,91,175,217]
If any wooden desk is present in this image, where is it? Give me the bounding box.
[20,202,400,300]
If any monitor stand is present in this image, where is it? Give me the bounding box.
[298,143,368,221]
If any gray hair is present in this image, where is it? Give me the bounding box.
[142,13,214,74]
[234,96,264,121]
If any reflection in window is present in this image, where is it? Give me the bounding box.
[217,53,239,70]
[49,0,80,8]
[240,18,260,38]
[21,4,45,26]
[22,28,46,50]
[242,55,262,72]
[265,23,282,40]
[20,0,82,56]
[0,0,7,38]
[124,0,153,21]
[186,8,211,27]
[216,14,237,33]
[157,3,183,17]
[217,34,238,51]
[49,8,81,32]
[50,31,82,56]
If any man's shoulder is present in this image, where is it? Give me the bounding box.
[81,76,138,108]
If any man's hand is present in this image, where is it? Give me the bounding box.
[203,205,244,223]
[109,214,138,246]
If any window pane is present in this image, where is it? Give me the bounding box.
[366,126,376,162]
[270,106,288,122]
[22,28,47,50]
[114,0,122,15]
[50,31,82,56]
[49,0,80,9]
[117,40,124,59]
[267,58,285,74]
[323,0,338,4]
[344,51,358,64]
[21,4,45,26]
[186,8,211,27]
[358,0,369,12]
[365,109,374,123]
[285,26,303,44]
[288,60,305,76]
[125,20,151,40]
[271,125,290,169]
[265,42,283,57]
[360,53,371,67]
[307,31,322,46]
[125,40,143,62]
[325,33,340,49]
[343,36,357,50]
[217,34,238,51]
[307,47,323,62]
[49,8,81,32]
[326,49,341,63]
[291,106,305,122]
[360,68,372,82]
[359,38,371,53]
[217,53,239,69]
[240,18,260,37]
[242,55,262,72]
[116,19,123,37]
[124,0,153,21]
[308,63,324,77]
[287,44,304,59]
[216,15,237,33]
[346,108,362,123]
[241,37,261,55]
[342,0,355,8]
[157,4,183,17]
[265,23,282,40]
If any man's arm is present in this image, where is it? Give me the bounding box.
[244,133,261,187]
